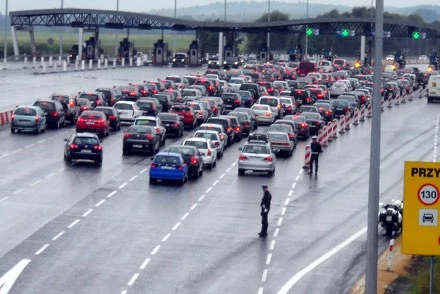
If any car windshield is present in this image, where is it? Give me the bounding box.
[268,125,290,132]
[135,119,156,126]
[153,95,168,102]
[154,155,181,165]
[303,112,321,120]
[338,96,354,102]
[136,101,154,109]
[51,95,70,105]
[126,125,153,134]
[279,98,292,104]
[259,98,278,106]
[195,132,218,140]
[242,144,270,154]
[288,115,305,122]
[230,79,244,84]
[334,60,344,65]
[267,132,288,141]
[114,103,132,110]
[34,101,55,111]
[81,112,103,119]
[252,105,269,111]
[80,94,99,101]
[168,147,195,156]
[73,137,99,145]
[184,140,208,149]
[15,107,37,116]
[222,93,238,99]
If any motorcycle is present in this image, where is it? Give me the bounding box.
[378,200,403,238]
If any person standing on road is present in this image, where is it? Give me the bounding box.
[259,184,272,237]
[309,135,322,175]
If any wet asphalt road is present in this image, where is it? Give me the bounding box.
[0,67,439,294]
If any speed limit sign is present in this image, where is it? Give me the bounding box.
[418,183,439,206]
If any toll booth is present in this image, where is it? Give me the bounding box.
[85,37,97,60]
[189,40,200,67]
[224,44,233,60]
[153,39,168,65]
[288,48,298,62]
[260,45,268,63]
[119,38,134,60]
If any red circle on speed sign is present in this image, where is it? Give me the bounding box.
[418,183,440,206]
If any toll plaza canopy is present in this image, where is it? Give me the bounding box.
[9,8,440,37]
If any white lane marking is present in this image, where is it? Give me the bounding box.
[277,217,283,226]
[121,291,127,294]
[277,226,368,294]
[172,222,181,231]
[52,231,65,241]
[139,168,148,174]
[299,169,303,175]
[0,259,31,294]
[119,182,127,189]
[0,154,8,159]
[44,173,55,179]
[270,240,276,251]
[273,228,280,238]
[95,199,106,207]
[206,187,212,194]
[35,244,50,255]
[266,254,272,265]
[226,167,231,173]
[30,180,41,187]
[0,197,9,203]
[151,245,161,255]
[212,180,219,186]
[139,258,150,270]
[181,212,190,221]
[57,168,64,173]
[295,175,300,181]
[258,287,264,294]
[37,139,46,144]
[162,233,171,242]
[288,190,293,197]
[281,207,287,216]
[68,219,80,229]
[129,175,138,182]
[11,149,22,154]
[190,203,197,211]
[231,161,237,167]
[127,273,139,286]
[24,144,34,149]
[262,269,269,283]
[107,191,117,198]
[198,195,205,202]
[284,198,290,206]
[13,188,25,195]
[291,183,296,189]
[219,173,225,179]
[82,209,93,217]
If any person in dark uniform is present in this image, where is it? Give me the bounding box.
[259,184,272,237]
[309,135,322,175]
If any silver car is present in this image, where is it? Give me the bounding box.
[193,130,225,159]
[238,141,276,176]
[11,105,47,134]
[183,138,217,168]
[267,131,295,157]
[251,104,275,125]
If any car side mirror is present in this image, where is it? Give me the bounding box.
[64,138,68,142]
[150,157,155,161]
[198,152,202,156]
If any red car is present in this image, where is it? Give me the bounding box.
[169,104,197,129]
[76,111,110,137]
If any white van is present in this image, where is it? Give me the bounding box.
[427,75,440,103]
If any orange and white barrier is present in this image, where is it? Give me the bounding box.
[395,93,400,105]
[0,110,14,126]
[321,126,328,147]
[367,103,373,118]
[353,108,359,125]
[339,115,346,133]
[326,122,333,142]
[387,97,393,108]
[303,145,311,169]
[381,97,385,112]
[332,119,338,138]
[360,105,366,122]
[344,113,351,130]
[386,239,395,271]
[401,92,406,104]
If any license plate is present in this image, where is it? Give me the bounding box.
[86,122,95,125]
[386,216,392,221]
[81,149,92,153]
[166,123,172,126]
[433,83,437,87]
[162,166,174,169]
[336,108,343,111]
[179,116,184,119]
[132,144,143,148]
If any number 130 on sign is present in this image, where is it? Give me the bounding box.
[418,184,439,206]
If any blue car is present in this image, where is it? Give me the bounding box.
[149,152,189,184]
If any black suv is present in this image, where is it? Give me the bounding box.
[50,94,79,124]
[78,92,107,109]
[172,53,188,67]
[221,92,242,111]
[64,132,103,166]
[95,88,121,106]
[207,117,234,146]
[34,99,66,128]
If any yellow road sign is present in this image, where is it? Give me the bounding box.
[402,161,440,255]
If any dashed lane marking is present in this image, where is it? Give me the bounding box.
[127,273,139,286]
[57,168,64,173]
[0,154,8,159]
[129,175,138,182]
[270,240,276,251]
[67,219,80,229]
[13,188,25,195]
[52,231,65,241]
[295,175,300,181]
[121,291,127,294]
[172,222,181,231]
[44,172,55,179]
[206,187,212,194]
[198,194,205,202]
[24,144,34,149]
[139,258,150,270]
[139,168,148,174]
[284,198,290,206]
[162,233,171,242]
[258,287,264,294]
[266,254,272,265]
[151,245,161,255]
[190,203,197,210]
[0,196,9,203]
[273,228,280,238]
[95,199,106,207]
[30,180,41,187]
[34,244,49,255]
[37,139,46,144]
[181,212,190,221]
[212,180,219,186]
[82,209,93,217]
[11,148,22,154]
[291,183,296,189]
[231,162,237,167]
[119,183,127,189]
[262,269,269,283]
[219,173,225,179]
[281,207,287,215]
[277,217,283,226]
[107,191,117,198]
[226,167,231,173]
[288,190,293,197]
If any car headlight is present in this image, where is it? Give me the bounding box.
[181,59,185,62]
[173,59,176,62]
[208,61,211,64]
[234,62,238,64]
[224,61,227,64]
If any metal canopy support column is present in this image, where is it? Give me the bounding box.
[78,27,83,61]
[10,26,20,59]
[29,27,37,56]
[219,32,224,65]
[94,28,100,61]
[361,35,366,62]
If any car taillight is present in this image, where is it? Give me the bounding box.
[123,133,131,138]
[146,134,154,140]
[306,98,310,103]
[220,134,225,140]
[239,155,248,160]
[141,90,146,95]
[97,100,101,105]
[150,163,157,169]
[97,119,105,124]
[227,127,232,133]
[50,111,58,117]
[70,144,79,149]
[300,123,307,128]
[345,107,350,112]
[207,149,212,156]
[213,107,218,112]
[244,122,250,127]
[316,122,321,127]
[190,157,199,164]
[325,110,332,115]
[155,128,161,134]
[264,156,273,162]
[177,165,184,170]
[77,118,85,124]
[173,122,179,127]
[94,145,102,151]
[130,92,136,96]
[81,106,88,111]
[317,94,323,98]
[235,126,241,132]
[288,133,294,139]
[109,115,116,120]
[234,98,240,104]
[268,87,274,93]
[35,116,39,122]
[152,90,158,94]
[277,104,281,109]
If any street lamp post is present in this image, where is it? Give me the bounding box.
[172,0,177,57]
[305,0,309,58]
[114,0,119,59]
[59,0,64,59]
[267,0,271,61]
[3,0,9,64]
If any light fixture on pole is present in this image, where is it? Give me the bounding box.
[267,0,271,61]
[3,0,9,64]
[172,0,177,57]
[59,0,64,59]
[114,0,119,59]
[305,0,309,58]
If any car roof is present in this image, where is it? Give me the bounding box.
[74,132,99,138]
[185,137,210,142]
[195,130,219,135]
[16,105,40,110]
[155,152,182,158]
[115,101,136,105]
[136,116,156,120]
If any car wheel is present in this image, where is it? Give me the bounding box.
[149,178,156,185]
[94,159,102,166]
[238,169,245,176]
[99,132,105,138]
[155,142,160,154]
[123,148,129,155]
[62,119,66,128]
[213,160,217,168]
[10,128,15,134]
[268,170,274,177]
[65,155,72,163]
[198,167,203,177]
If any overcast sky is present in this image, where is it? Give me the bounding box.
[0,0,436,13]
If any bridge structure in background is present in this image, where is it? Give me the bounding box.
[8,8,440,62]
